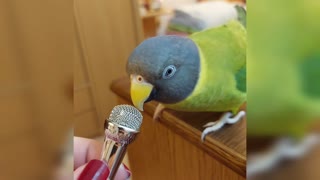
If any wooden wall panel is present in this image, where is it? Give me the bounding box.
[0,0,73,179]
[74,88,96,115]
[74,111,100,137]
[74,21,100,137]
[74,0,143,137]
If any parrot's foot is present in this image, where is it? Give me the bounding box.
[153,103,166,121]
[247,134,320,179]
[201,111,246,141]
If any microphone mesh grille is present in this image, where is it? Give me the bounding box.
[108,104,143,131]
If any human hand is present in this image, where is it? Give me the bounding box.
[73,137,131,180]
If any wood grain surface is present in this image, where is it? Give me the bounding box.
[74,0,143,137]
[111,77,246,178]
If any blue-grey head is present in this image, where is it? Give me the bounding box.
[126,35,200,110]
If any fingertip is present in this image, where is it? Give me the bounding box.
[115,164,131,180]
[76,160,110,180]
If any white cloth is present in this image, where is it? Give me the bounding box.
[171,1,239,31]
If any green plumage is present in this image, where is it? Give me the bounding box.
[247,1,320,137]
[164,20,247,114]
[235,5,246,28]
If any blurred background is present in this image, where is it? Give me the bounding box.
[0,0,73,179]
[247,0,320,179]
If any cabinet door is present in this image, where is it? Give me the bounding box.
[74,0,143,137]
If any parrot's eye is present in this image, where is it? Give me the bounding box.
[162,65,176,79]
[137,75,143,82]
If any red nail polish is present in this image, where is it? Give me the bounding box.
[78,159,110,180]
[123,164,131,178]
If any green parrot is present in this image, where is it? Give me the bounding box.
[246,1,320,177]
[126,20,246,140]
[247,0,320,138]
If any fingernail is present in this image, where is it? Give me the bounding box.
[123,164,132,178]
[78,159,110,180]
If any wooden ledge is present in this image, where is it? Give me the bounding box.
[110,76,246,177]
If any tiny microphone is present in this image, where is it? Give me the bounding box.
[100,104,143,180]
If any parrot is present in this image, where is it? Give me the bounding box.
[246,1,320,178]
[247,0,320,138]
[126,19,247,141]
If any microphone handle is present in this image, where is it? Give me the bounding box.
[108,145,127,180]
[101,122,138,180]
[100,123,118,164]
[100,138,116,163]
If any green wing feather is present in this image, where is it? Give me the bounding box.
[235,66,246,93]
[235,5,246,28]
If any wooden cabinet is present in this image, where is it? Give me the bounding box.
[141,8,172,39]
[74,0,143,137]
[111,77,246,180]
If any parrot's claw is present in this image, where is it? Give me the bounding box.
[153,103,166,121]
[201,111,246,141]
[247,134,320,179]
[203,121,218,127]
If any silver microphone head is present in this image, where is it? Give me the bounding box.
[108,104,143,131]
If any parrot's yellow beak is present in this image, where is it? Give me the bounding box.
[130,75,153,111]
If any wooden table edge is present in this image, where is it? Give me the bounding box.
[110,77,246,177]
